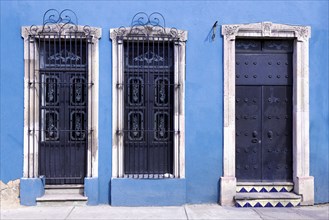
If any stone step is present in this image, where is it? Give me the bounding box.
[45,185,84,195]
[236,182,294,193]
[235,192,301,207]
[36,193,87,206]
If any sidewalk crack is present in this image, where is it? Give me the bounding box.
[184,205,189,220]
[252,208,264,220]
[65,206,75,220]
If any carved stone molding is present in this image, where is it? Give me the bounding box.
[22,24,102,40]
[294,26,310,40]
[262,22,272,37]
[110,26,188,42]
[222,22,311,41]
[222,25,239,40]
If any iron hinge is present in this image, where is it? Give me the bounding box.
[116,83,123,89]
[116,130,123,136]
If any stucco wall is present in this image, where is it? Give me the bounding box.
[0,0,328,204]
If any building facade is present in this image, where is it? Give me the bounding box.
[0,1,328,207]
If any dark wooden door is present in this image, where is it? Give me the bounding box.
[235,39,293,182]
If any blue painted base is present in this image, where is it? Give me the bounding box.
[84,177,99,205]
[111,178,186,206]
[20,177,45,206]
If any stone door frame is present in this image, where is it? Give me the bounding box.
[219,22,314,206]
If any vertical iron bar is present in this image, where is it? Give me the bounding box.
[141,37,145,178]
[27,35,31,178]
[157,36,161,176]
[64,34,67,182]
[89,34,93,179]
[37,34,41,179]
[32,34,36,178]
[164,37,168,176]
[47,34,51,183]
[177,39,180,178]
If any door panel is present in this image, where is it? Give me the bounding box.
[236,54,293,86]
[236,86,262,181]
[262,86,292,181]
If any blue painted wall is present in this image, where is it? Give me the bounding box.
[0,1,328,204]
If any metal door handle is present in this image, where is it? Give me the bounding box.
[252,131,258,137]
[268,130,273,139]
[251,138,258,143]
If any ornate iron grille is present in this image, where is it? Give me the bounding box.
[25,9,94,184]
[113,12,184,178]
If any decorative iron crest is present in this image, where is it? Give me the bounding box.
[27,9,93,36]
[112,12,185,40]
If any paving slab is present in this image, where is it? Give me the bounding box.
[1,203,328,220]
[253,207,303,219]
[293,205,329,220]
[185,204,262,219]
[67,205,187,219]
[0,206,74,220]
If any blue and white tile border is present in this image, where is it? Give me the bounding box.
[236,199,300,208]
[237,185,293,193]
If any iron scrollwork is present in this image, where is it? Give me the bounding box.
[48,49,81,63]
[27,9,93,36]
[112,12,185,40]
[134,51,164,64]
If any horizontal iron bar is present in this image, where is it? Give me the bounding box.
[117,83,180,86]
[123,173,175,179]
[30,129,91,132]
[119,129,178,131]
[40,68,87,72]
[32,82,93,85]
[45,177,84,180]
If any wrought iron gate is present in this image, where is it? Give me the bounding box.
[235,39,293,182]
[113,12,184,178]
[123,33,175,177]
[26,9,94,184]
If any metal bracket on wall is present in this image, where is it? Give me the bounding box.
[212,21,218,41]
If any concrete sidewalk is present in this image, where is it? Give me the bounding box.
[1,204,328,220]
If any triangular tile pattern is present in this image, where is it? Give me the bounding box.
[279,188,288,192]
[243,202,252,207]
[235,199,300,208]
[254,202,263,207]
[250,187,257,192]
[275,202,284,207]
[265,202,273,207]
[286,202,293,207]
[237,185,293,193]
[239,187,248,192]
[260,188,268,192]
